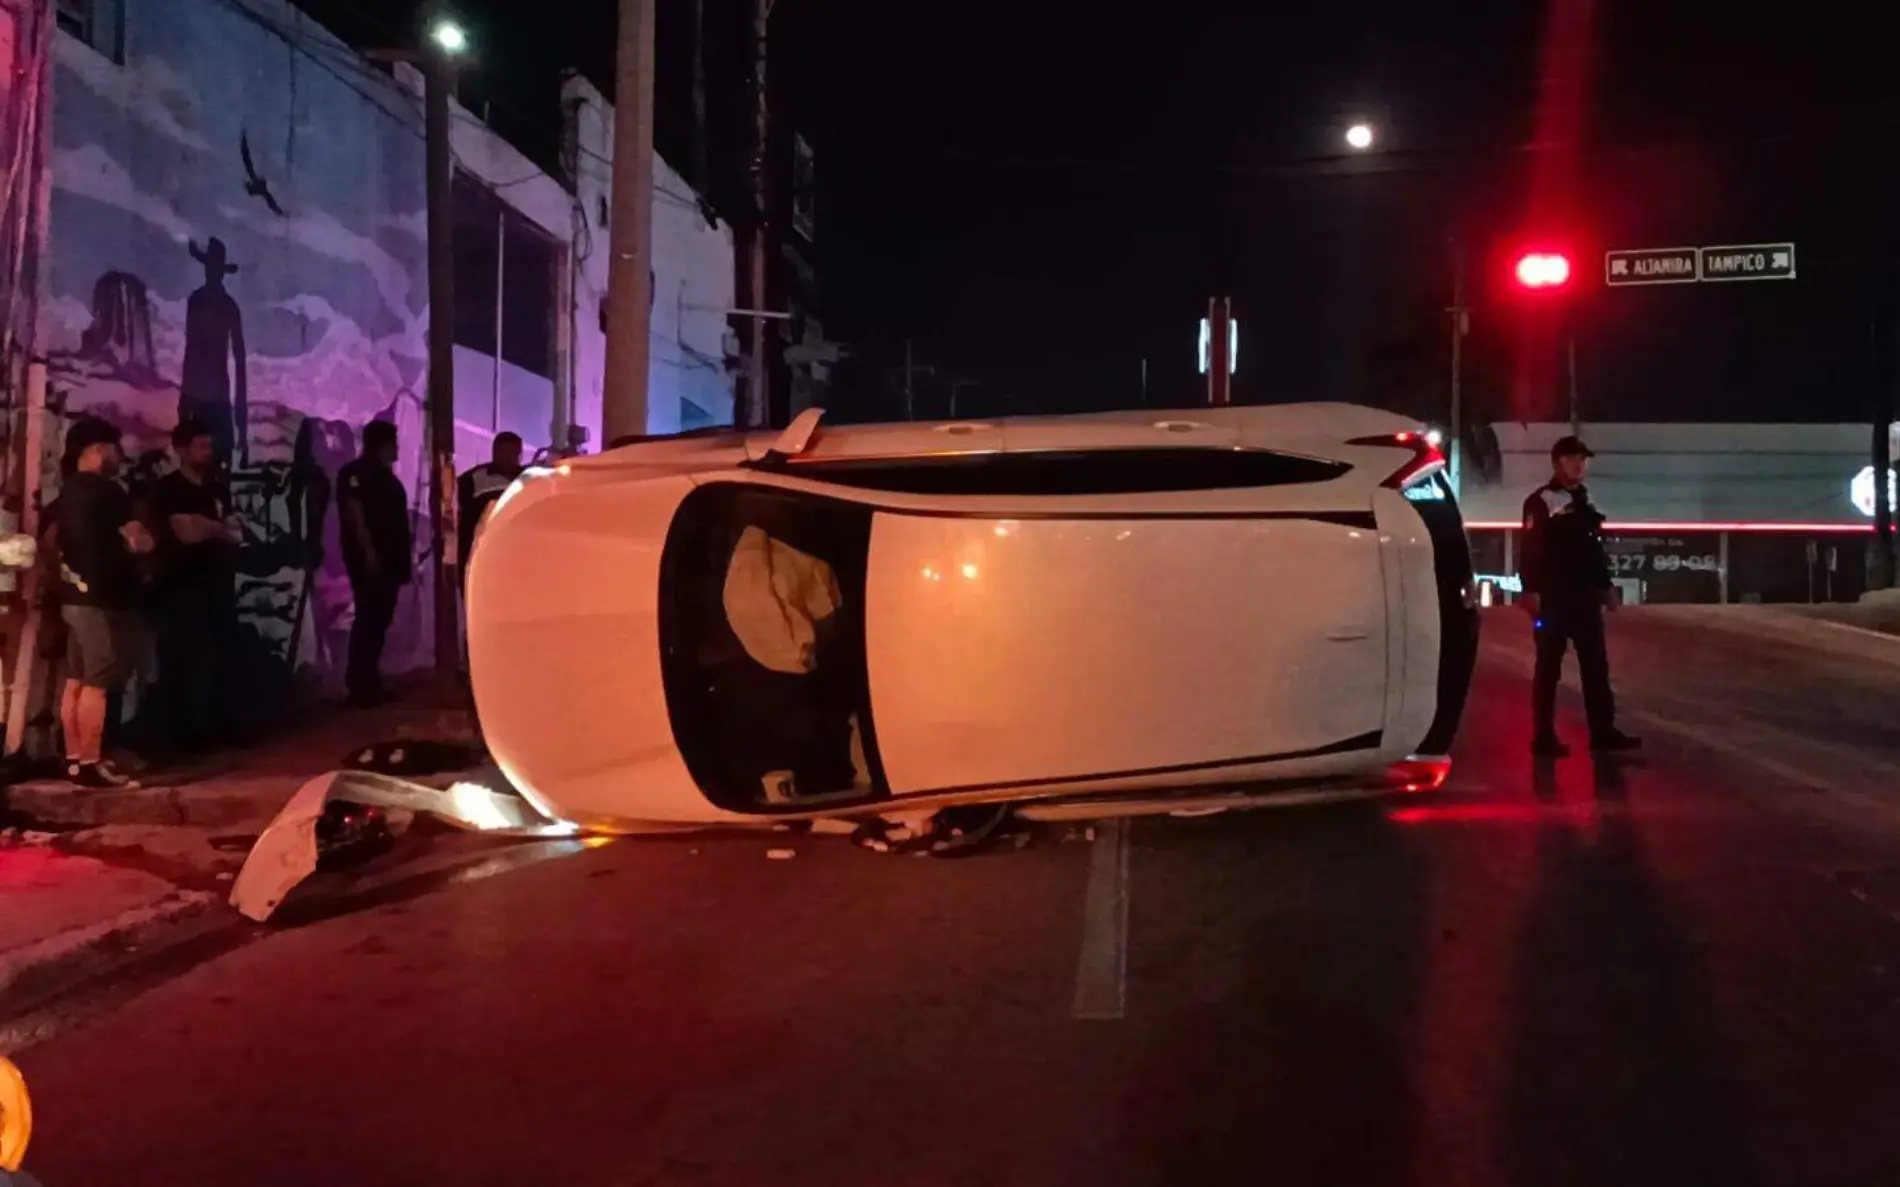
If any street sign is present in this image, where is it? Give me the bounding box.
[1605,247,1699,286]
[1604,242,1797,287]
[1698,243,1795,282]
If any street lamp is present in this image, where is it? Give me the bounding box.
[429,18,470,56]
[1344,122,1375,151]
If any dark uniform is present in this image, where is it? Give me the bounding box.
[337,455,411,703]
[456,461,520,591]
[154,469,238,751]
[1521,476,1618,744]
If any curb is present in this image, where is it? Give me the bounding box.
[2,781,281,831]
[0,889,226,1026]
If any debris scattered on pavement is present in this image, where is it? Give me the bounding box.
[766,848,797,860]
[848,805,1028,858]
[342,740,484,779]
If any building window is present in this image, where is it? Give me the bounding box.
[450,170,563,444]
[57,0,123,61]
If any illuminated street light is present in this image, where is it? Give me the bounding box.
[429,18,470,56]
[1344,122,1375,151]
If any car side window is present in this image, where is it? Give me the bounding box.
[781,449,1349,496]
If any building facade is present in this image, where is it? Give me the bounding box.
[1461,422,1883,606]
[30,0,732,718]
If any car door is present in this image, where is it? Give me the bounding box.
[757,440,1391,798]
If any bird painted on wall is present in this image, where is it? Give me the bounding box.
[239,131,287,217]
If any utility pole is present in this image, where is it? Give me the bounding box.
[689,0,709,197]
[1873,308,1895,589]
[903,338,914,421]
[602,0,656,446]
[422,23,459,676]
[1446,240,1468,494]
[746,0,776,429]
[1566,334,1580,434]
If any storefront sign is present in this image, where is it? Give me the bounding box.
[1604,536,1722,602]
[1851,466,1898,517]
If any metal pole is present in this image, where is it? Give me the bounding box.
[423,47,459,675]
[1874,309,1896,589]
[746,0,773,428]
[1720,530,1731,605]
[1208,297,1232,407]
[1448,240,1466,495]
[903,338,914,421]
[1566,333,1579,434]
[602,0,656,446]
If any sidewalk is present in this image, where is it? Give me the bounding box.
[0,691,481,1025]
[1635,602,1900,665]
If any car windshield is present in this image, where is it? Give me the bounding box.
[658,482,884,813]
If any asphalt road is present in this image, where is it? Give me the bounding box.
[15,608,1900,1186]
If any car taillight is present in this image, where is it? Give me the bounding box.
[1348,432,1447,490]
[1385,756,1452,793]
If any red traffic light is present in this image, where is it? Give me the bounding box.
[1514,252,1572,289]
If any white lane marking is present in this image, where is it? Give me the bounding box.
[1071,819,1131,1021]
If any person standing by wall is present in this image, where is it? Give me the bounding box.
[54,418,154,787]
[155,418,240,753]
[457,431,523,595]
[337,420,410,706]
[1521,435,1642,758]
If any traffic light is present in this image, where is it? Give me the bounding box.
[1514,251,1572,290]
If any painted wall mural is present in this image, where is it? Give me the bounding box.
[39,2,439,714]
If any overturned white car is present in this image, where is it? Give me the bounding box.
[465,404,1478,831]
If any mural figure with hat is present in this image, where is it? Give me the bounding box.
[180,237,249,468]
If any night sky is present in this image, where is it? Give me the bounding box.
[298,0,1897,429]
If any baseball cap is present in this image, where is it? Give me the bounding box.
[1550,434,1595,460]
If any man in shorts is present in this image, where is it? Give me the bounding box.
[55,418,154,788]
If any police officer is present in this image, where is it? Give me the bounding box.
[337,420,410,706]
[1522,435,1641,757]
[456,430,523,593]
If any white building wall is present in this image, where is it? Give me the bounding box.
[1462,422,1874,528]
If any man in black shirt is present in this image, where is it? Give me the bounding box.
[55,418,154,788]
[156,418,240,752]
[337,419,410,705]
[457,430,523,593]
[1521,435,1641,758]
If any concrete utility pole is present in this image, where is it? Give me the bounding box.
[1446,240,1468,494]
[602,0,657,446]
[422,25,459,676]
[746,0,777,429]
[903,338,914,421]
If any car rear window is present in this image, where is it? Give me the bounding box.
[779,448,1349,496]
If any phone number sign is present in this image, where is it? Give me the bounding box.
[1604,536,1722,600]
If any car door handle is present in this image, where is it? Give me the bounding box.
[1325,626,1370,641]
